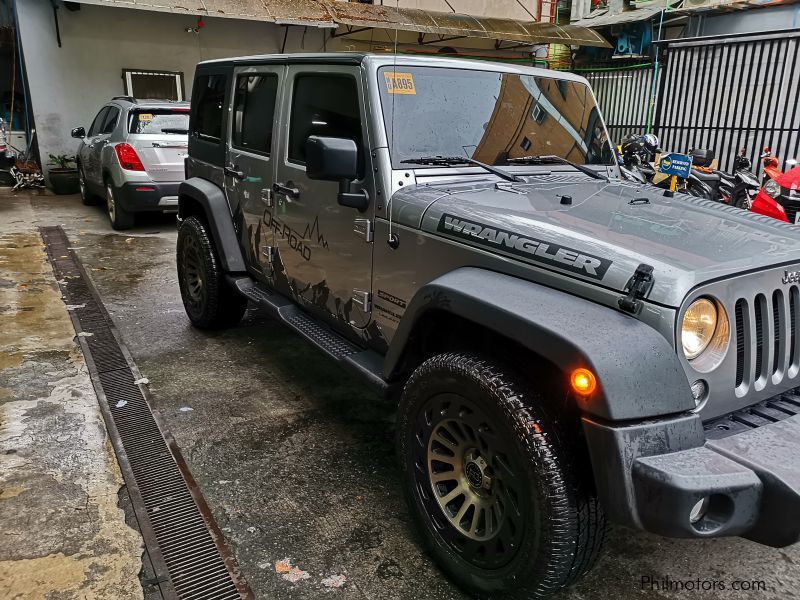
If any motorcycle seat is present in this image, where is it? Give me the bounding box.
[692,169,720,182]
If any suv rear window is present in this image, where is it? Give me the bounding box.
[232,73,279,155]
[128,109,189,135]
[193,75,226,142]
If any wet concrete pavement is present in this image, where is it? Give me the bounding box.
[0,192,143,599]
[12,189,800,599]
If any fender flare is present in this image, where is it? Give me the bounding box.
[384,267,693,421]
[178,178,246,273]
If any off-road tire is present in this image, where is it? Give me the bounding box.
[106,180,135,230]
[397,352,607,599]
[177,215,247,329]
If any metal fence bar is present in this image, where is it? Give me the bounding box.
[578,29,800,171]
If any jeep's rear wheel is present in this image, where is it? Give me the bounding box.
[177,216,247,329]
[398,352,606,599]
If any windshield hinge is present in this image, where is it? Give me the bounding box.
[618,263,654,314]
[354,218,374,243]
[352,289,372,312]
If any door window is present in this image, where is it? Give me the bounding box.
[192,75,226,142]
[287,74,363,172]
[87,107,110,137]
[100,107,120,135]
[232,73,279,156]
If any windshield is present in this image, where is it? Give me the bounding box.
[128,109,189,135]
[378,66,615,168]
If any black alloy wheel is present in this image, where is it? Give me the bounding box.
[398,352,607,599]
[176,215,247,329]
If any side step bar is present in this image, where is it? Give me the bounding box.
[228,275,389,393]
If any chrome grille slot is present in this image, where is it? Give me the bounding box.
[772,290,784,377]
[735,286,800,395]
[754,294,765,387]
[792,287,799,371]
[735,299,746,388]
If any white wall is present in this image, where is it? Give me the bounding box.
[16,0,327,180]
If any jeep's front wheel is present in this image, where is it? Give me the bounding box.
[397,352,606,599]
[177,216,247,329]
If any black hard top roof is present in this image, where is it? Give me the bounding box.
[197,52,368,69]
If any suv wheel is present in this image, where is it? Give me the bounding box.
[177,216,247,329]
[106,181,134,230]
[397,352,606,599]
[79,165,96,206]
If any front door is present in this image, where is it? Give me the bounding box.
[81,106,109,187]
[273,65,374,329]
[225,65,283,278]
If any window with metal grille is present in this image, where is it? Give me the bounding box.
[122,69,184,101]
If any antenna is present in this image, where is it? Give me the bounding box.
[387,0,400,249]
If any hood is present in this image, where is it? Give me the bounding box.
[390,175,800,307]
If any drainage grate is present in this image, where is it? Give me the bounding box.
[40,227,252,600]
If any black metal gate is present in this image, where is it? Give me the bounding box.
[580,29,800,171]
[655,29,800,171]
[582,65,655,145]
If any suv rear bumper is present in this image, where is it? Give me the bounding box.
[115,181,180,213]
[584,392,800,548]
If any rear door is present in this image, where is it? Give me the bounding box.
[127,108,190,182]
[225,65,283,278]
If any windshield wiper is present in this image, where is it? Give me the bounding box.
[161,128,189,134]
[505,155,609,182]
[400,156,523,183]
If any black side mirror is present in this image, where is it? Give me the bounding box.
[305,135,368,211]
[71,127,85,139]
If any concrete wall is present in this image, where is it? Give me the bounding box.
[16,0,327,180]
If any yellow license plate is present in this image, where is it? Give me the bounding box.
[384,72,416,95]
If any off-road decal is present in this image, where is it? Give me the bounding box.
[262,210,328,262]
[437,214,612,280]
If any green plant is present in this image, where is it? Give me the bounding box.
[48,154,76,170]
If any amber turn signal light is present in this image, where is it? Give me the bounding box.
[570,368,597,396]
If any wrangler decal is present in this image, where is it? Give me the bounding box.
[437,214,612,280]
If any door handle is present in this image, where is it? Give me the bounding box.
[224,165,245,180]
[273,182,300,200]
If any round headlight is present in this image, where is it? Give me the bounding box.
[682,298,717,360]
[764,179,781,198]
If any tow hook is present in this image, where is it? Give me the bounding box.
[619,263,654,314]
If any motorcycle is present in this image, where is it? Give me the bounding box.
[686,148,760,206]
[749,152,800,223]
[619,134,718,199]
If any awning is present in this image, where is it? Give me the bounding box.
[572,6,667,28]
[73,0,611,47]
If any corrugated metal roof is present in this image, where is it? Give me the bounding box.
[73,0,611,47]
[572,6,666,27]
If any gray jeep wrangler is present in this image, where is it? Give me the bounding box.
[178,53,800,598]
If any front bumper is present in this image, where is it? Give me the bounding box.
[584,392,800,547]
[115,181,180,213]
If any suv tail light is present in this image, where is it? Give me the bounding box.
[114,143,145,171]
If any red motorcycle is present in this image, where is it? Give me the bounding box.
[750,148,800,223]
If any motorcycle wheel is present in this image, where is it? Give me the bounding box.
[732,192,751,210]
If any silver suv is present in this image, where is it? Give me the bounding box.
[71,96,189,229]
[178,54,800,599]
